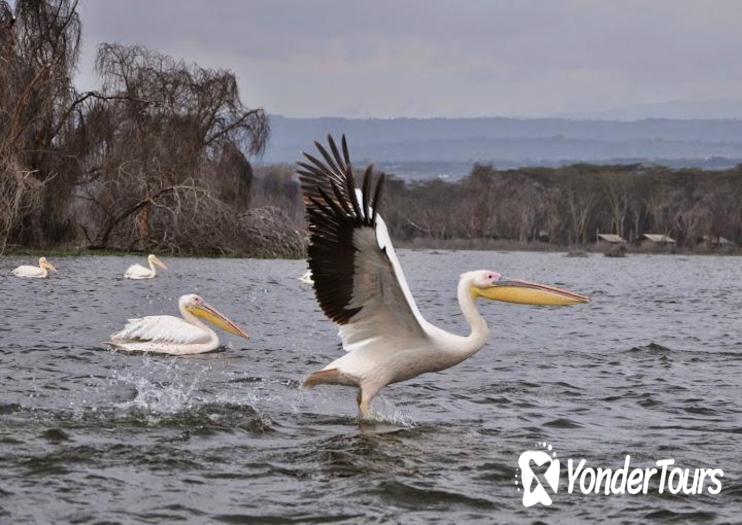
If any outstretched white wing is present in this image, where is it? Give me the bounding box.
[110,316,210,344]
[298,135,432,354]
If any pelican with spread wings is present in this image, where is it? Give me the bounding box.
[298,135,590,419]
[108,294,249,355]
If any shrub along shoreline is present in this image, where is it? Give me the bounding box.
[249,162,742,257]
[5,159,742,258]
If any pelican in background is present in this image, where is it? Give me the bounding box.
[298,136,590,419]
[124,254,168,279]
[11,257,57,278]
[298,269,314,285]
[108,294,249,355]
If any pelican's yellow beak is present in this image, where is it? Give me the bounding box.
[153,256,168,270]
[191,303,250,339]
[473,280,590,306]
[42,260,57,272]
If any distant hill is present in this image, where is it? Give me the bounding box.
[261,115,742,179]
[561,99,742,120]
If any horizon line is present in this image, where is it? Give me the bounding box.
[269,114,742,123]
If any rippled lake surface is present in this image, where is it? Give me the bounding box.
[1,251,741,523]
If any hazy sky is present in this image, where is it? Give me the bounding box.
[74,0,742,118]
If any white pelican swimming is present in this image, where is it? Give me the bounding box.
[108,294,249,355]
[11,257,57,278]
[123,254,168,279]
[298,269,314,285]
[298,136,590,419]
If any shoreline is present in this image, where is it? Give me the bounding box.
[3,239,740,259]
[399,237,742,256]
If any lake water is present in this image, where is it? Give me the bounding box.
[0,252,740,523]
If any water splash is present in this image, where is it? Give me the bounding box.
[368,397,416,427]
[111,358,209,414]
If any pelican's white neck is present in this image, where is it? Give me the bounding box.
[148,257,157,276]
[179,301,217,342]
[38,259,48,277]
[456,274,490,356]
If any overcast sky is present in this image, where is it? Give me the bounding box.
[74,0,742,118]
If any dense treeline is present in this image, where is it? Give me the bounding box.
[384,164,742,248]
[255,162,742,251]
[1,0,302,257]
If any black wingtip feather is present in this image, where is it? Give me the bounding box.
[315,140,341,175]
[341,135,350,165]
[330,178,352,215]
[328,135,346,173]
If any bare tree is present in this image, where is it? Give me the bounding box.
[602,173,631,238]
[75,43,272,253]
[0,0,83,249]
[562,172,598,244]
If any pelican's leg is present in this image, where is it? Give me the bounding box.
[356,389,366,418]
[357,382,380,420]
[358,394,371,420]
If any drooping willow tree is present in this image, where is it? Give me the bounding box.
[0,0,81,251]
[76,43,272,252]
